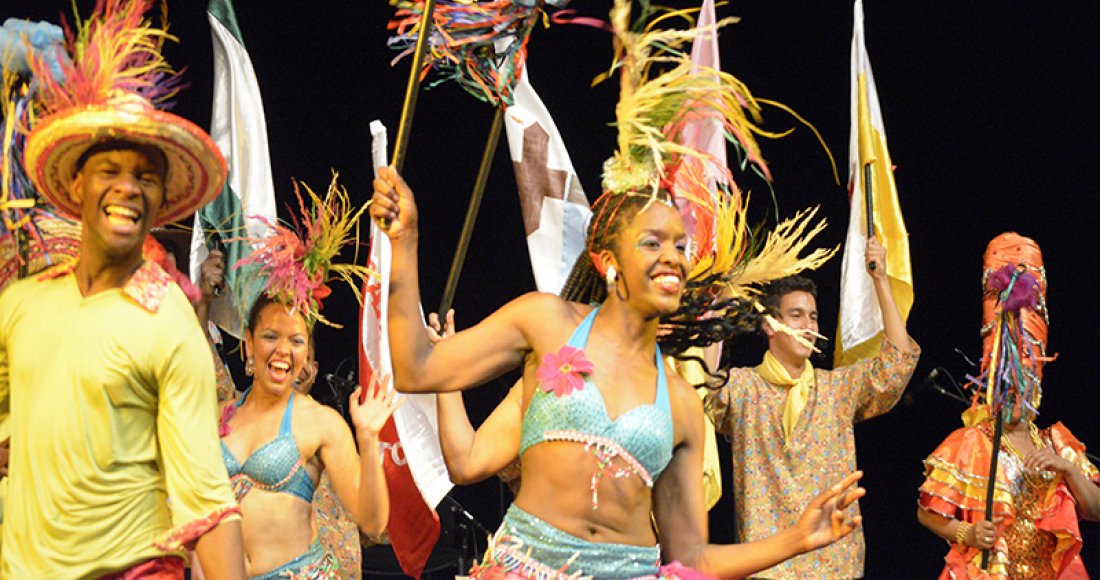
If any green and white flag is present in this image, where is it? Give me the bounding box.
[190,0,277,337]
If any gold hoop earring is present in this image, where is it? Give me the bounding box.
[245,357,254,377]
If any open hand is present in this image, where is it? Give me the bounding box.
[350,374,403,438]
[797,471,866,552]
[370,166,419,240]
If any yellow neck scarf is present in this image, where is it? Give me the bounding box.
[756,350,814,442]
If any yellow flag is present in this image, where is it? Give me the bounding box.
[835,0,914,367]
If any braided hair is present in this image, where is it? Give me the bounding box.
[559,188,762,389]
[561,188,668,304]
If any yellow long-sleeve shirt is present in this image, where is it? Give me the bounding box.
[0,261,238,578]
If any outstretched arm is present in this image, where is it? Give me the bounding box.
[370,167,555,393]
[655,385,865,578]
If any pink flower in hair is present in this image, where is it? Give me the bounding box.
[536,346,594,397]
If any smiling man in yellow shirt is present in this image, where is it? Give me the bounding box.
[0,2,244,577]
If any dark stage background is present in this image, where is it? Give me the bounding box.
[11,0,1100,576]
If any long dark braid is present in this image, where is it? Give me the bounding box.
[560,248,606,304]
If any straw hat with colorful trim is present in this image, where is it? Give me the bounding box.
[22,0,225,227]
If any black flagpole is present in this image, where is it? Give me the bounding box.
[864,163,876,270]
[981,402,1007,569]
[438,105,504,317]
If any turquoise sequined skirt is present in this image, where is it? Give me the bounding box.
[250,540,338,579]
[472,504,661,579]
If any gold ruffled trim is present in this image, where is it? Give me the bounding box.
[921,458,1016,509]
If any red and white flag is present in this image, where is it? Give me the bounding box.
[359,121,452,578]
[504,67,591,294]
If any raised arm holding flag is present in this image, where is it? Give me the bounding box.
[702,2,919,577]
[372,1,871,577]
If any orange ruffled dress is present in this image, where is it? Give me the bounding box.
[919,422,1099,579]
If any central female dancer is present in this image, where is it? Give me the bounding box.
[373,3,862,576]
[218,177,400,578]
[373,166,861,577]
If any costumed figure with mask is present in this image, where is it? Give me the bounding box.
[917,233,1100,579]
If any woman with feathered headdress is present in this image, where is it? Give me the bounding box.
[215,175,400,579]
[371,1,864,577]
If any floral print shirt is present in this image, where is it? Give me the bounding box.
[704,338,919,579]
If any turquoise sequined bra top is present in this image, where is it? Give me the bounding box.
[520,307,674,507]
[221,388,316,503]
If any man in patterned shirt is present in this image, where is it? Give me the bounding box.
[704,237,919,579]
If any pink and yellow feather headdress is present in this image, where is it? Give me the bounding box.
[234,174,373,329]
[597,0,834,340]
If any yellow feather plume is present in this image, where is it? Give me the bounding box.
[601,0,771,194]
[735,207,837,293]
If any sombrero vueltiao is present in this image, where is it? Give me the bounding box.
[25,98,225,227]
[21,0,225,227]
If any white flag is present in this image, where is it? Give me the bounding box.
[504,68,592,294]
[190,0,277,337]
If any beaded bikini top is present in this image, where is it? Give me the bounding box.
[519,307,674,507]
[220,388,316,503]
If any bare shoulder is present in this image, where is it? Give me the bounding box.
[296,395,350,440]
[507,291,579,319]
[506,292,592,337]
[664,365,704,421]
